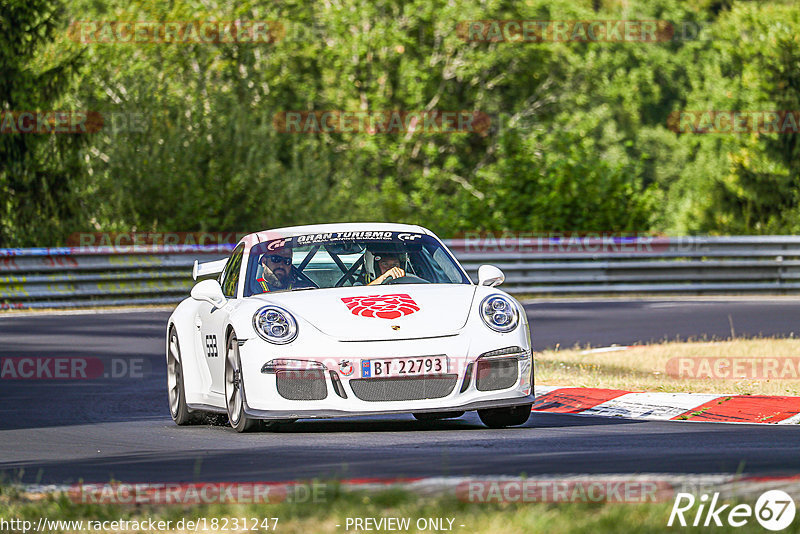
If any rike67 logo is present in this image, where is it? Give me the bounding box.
[669,490,796,530]
[341,294,420,320]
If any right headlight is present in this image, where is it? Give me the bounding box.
[253,306,298,344]
[479,294,519,333]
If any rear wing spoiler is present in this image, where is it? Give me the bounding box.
[192,258,228,281]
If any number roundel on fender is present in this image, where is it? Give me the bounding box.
[341,294,420,319]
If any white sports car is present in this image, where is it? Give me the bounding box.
[166,223,533,432]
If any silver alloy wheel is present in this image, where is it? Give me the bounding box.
[167,330,182,418]
[166,326,197,425]
[225,335,243,425]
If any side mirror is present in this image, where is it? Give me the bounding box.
[191,279,227,307]
[478,264,505,287]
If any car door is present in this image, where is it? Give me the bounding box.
[197,243,244,394]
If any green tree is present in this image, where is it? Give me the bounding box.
[668,2,800,233]
[0,0,83,246]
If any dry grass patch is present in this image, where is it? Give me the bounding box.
[535,338,800,396]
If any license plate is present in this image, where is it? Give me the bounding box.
[361,356,447,378]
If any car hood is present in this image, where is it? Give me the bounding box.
[250,284,477,341]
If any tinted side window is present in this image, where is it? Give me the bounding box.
[221,244,244,298]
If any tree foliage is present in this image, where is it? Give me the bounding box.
[2,0,799,245]
[0,0,84,245]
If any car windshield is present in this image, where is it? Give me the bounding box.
[243,231,470,296]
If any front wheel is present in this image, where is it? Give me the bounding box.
[478,404,532,428]
[225,331,258,432]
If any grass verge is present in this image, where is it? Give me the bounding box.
[0,484,792,534]
[536,337,800,395]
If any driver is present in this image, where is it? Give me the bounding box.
[256,244,310,292]
[365,250,408,285]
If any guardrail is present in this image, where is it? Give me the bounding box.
[0,245,230,310]
[2,236,800,309]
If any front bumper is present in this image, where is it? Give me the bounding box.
[236,335,534,420]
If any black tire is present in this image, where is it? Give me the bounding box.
[478,404,532,428]
[167,327,201,425]
[225,331,258,433]
[413,411,465,421]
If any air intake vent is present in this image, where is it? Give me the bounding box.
[475,359,518,391]
[276,369,328,400]
[350,375,458,402]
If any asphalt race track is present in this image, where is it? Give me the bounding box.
[1,298,799,485]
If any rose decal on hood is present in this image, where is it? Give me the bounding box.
[341,294,420,319]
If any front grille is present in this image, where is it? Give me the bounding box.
[475,358,518,391]
[276,369,328,400]
[350,374,458,402]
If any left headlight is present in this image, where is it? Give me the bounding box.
[480,294,519,333]
[253,306,298,344]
